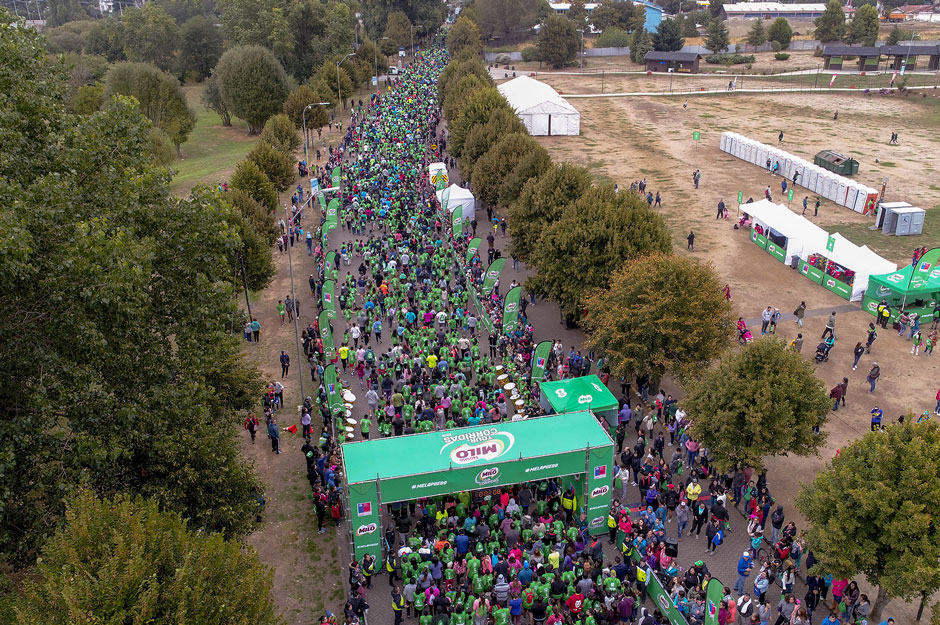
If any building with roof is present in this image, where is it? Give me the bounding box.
[720,2,827,19]
[821,45,882,70]
[882,44,940,70]
[894,4,940,21]
[497,75,580,136]
[644,51,702,73]
[548,1,664,32]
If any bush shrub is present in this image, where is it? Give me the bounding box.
[596,27,631,48]
[494,53,512,64]
[521,46,541,62]
[775,52,790,60]
[771,40,783,52]
[704,53,755,65]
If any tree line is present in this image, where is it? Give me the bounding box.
[444,17,940,621]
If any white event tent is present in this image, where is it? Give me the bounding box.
[436,184,476,222]
[497,75,580,136]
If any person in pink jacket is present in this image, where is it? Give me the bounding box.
[686,438,701,468]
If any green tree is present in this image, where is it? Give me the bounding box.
[259,113,300,155]
[86,16,127,62]
[449,86,513,158]
[652,18,685,52]
[46,0,90,27]
[591,0,646,33]
[567,0,590,27]
[538,14,580,69]
[72,83,105,114]
[844,4,879,46]
[202,72,231,127]
[459,106,527,175]
[508,163,593,262]
[316,58,354,108]
[382,10,413,56]
[105,62,197,155]
[283,84,332,141]
[796,422,940,622]
[226,189,279,244]
[471,132,543,206]
[447,15,483,57]
[596,27,632,48]
[704,18,730,53]
[527,185,672,318]
[767,17,793,48]
[230,159,279,212]
[121,3,181,71]
[443,73,491,124]
[44,19,97,53]
[247,141,295,191]
[359,0,445,40]
[215,45,290,134]
[681,13,701,39]
[153,0,215,25]
[148,126,176,165]
[14,491,277,625]
[475,0,541,39]
[685,338,830,472]
[584,254,732,381]
[355,38,389,79]
[179,15,223,80]
[814,0,846,43]
[709,0,725,19]
[438,57,491,107]
[499,145,552,207]
[629,28,653,63]
[746,18,766,49]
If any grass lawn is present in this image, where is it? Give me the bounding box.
[171,84,257,196]
[831,204,940,265]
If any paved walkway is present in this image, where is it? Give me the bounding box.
[744,302,861,327]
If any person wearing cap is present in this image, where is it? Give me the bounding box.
[734,551,753,594]
[676,501,690,539]
[687,477,702,504]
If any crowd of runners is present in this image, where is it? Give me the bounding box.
[240,38,894,625]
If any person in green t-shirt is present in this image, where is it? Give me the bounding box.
[359,416,371,439]
[493,606,510,625]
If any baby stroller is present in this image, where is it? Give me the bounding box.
[738,328,754,344]
[814,341,832,363]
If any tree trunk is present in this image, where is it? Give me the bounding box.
[869,586,889,622]
[221,111,231,127]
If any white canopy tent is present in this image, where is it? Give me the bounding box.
[497,75,580,136]
[436,184,476,222]
[807,233,898,301]
[739,199,829,263]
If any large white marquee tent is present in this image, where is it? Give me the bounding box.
[436,184,476,222]
[497,75,580,136]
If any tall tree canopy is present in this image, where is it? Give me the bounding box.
[120,3,181,71]
[0,9,265,564]
[796,422,940,621]
[14,491,277,624]
[652,18,685,51]
[685,339,830,472]
[527,185,672,318]
[814,0,846,43]
[447,15,483,57]
[584,254,733,381]
[215,44,291,134]
[538,14,580,69]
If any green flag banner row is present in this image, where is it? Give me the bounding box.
[531,340,553,383]
[702,579,725,625]
[441,187,451,213]
[466,237,482,264]
[323,363,343,413]
[325,251,337,275]
[450,206,463,239]
[481,257,506,297]
[321,279,337,319]
[502,285,522,335]
[468,288,495,334]
[318,310,335,363]
[331,166,341,188]
[325,198,340,234]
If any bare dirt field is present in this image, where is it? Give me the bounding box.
[528,88,940,619]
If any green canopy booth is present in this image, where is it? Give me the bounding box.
[863,248,940,323]
[341,412,614,560]
[538,376,619,428]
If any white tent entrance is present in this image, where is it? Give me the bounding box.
[436,184,476,223]
[497,75,580,136]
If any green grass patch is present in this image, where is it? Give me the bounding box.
[171,84,256,196]
[699,113,715,118]
[832,205,940,265]
[879,161,896,167]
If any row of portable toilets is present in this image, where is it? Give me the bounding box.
[720,132,880,215]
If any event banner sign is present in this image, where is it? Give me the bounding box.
[378,450,590,503]
[646,566,692,625]
[436,178,446,192]
[323,363,343,413]
[322,279,337,319]
[441,187,452,213]
[325,198,340,234]
[798,260,825,285]
[468,288,495,334]
[703,579,726,625]
[331,166,341,188]
[502,286,522,335]
[349,481,381,560]
[822,276,852,300]
[466,238,482,264]
[481,257,506,297]
[531,340,553,383]
[911,247,940,289]
[318,310,335,363]
[585,445,614,535]
[310,177,320,196]
[451,206,464,239]
[325,251,337,275]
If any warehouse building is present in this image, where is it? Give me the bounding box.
[721,2,826,19]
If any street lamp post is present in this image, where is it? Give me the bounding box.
[336,52,356,115]
[375,36,390,94]
[303,102,332,164]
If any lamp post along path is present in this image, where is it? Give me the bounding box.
[302,102,331,164]
[375,37,389,93]
[336,52,356,115]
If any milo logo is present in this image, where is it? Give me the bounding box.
[357,523,377,536]
[877,286,892,296]
[591,485,609,498]
[657,595,670,614]
[867,301,877,312]
[826,279,836,288]
[578,394,593,404]
[768,244,776,253]
[486,270,499,281]
[505,302,517,313]
[475,467,500,486]
[440,428,515,465]
[590,516,605,528]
